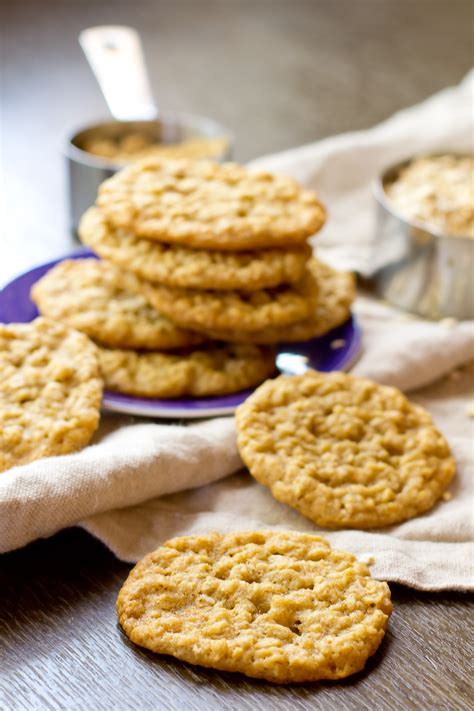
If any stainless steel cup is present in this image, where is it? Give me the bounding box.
[67,26,233,236]
[371,157,474,320]
[65,113,233,237]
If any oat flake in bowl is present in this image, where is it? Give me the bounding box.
[384,154,474,238]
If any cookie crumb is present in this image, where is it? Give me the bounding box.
[330,338,346,349]
[442,492,452,501]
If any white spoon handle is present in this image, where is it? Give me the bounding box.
[79,25,157,121]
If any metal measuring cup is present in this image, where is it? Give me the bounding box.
[371,155,474,320]
[65,26,233,236]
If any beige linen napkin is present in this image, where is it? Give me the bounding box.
[81,364,474,591]
[249,68,474,275]
[0,417,239,553]
[1,72,473,589]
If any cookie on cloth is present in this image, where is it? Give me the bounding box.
[31,259,205,351]
[0,318,102,473]
[97,343,276,398]
[135,268,319,334]
[97,158,326,250]
[117,530,392,683]
[197,259,356,343]
[236,371,455,529]
[79,207,311,291]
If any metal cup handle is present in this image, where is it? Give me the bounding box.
[79,25,157,121]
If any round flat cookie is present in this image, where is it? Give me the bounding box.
[136,268,319,334]
[198,259,356,343]
[0,318,102,473]
[31,259,205,350]
[80,207,311,291]
[236,371,455,529]
[97,158,326,250]
[97,343,276,397]
[117,530,392,683]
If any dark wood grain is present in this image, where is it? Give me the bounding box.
[1,1,473,709]
[1,529,473,711]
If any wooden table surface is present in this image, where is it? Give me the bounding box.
[1,1,473,709]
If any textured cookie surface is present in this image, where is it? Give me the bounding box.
[97,343,276,397]
[236,371,455,529]
[80,207,311,290]
[136,268,319,333]
[0,318,102,473]
[31,259,204,350]
[200,259,356,343]
[97,158,325,249]
[117,530,392,683]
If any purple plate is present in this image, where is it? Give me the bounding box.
[0,252,362,418]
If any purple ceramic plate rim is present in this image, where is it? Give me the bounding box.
[0,251,362,418]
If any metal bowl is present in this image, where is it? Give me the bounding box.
[65,111,234,237]
[371,156,473,320]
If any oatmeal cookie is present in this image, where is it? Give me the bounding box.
[198,259,355,343]
[31,259,205,350]
[97,158,325,250]
[0,318,102,473]
[117,530,392,683]
[136,268,319,333]
[97,343,276,397]
[79,207,311,290]
[236,371,455,529]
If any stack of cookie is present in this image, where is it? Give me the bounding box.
[81,158,329,340]
[31,259,276,398]
[34,157,354,398]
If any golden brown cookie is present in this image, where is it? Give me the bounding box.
[198,259,356,343]
[31,259,205,350]
[79,207,311,290]
[135,268,319,334]
[97,158,325,250]
[117,530,392,683]
[97,343,276,398]
[0,318,102,473]
[236,371,455,529]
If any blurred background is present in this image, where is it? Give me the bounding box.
[2,0,473,283]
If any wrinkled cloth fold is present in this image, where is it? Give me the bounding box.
[0,418,239,553]
[249,69,474,275]
[1,71,473,590]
